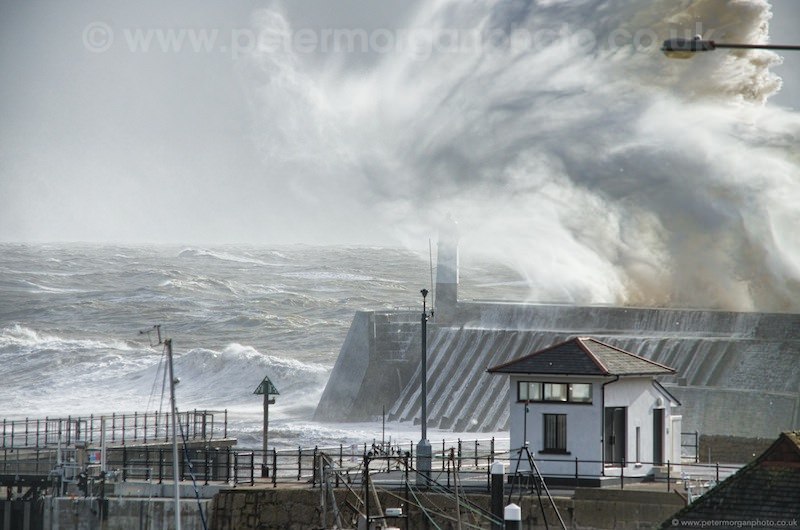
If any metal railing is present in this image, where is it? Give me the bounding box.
[0,427,731,497]
[91,436,735,493]
[681,431,700,463]
[0,410,228,449]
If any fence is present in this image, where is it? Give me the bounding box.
[0,410,228,449]
[80,436,736,495]
[681,431,700,463]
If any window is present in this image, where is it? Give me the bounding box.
[518,381,541,402]
[543,414,567,453]
[543,383,568,402]
[517,381,593,403]
[569,383,592,403]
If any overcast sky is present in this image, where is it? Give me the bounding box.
[0,0,798,244]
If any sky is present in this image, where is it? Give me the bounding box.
[0,0,799,246]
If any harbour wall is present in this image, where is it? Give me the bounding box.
[209,486,686,530]
[315,302,800,440]
[30,486,685,530]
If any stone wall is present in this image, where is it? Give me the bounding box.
[209,487,686,530]
[698,435,774,465]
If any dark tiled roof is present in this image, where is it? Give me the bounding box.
[487,337,675,376]
[662,432,800,526]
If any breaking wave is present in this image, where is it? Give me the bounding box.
[246,0,800,312]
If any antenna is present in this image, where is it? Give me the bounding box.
[139,324,163,347]
[429,239,435,313]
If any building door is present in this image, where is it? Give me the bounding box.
[653,408,665,466]
[604,407,627,465]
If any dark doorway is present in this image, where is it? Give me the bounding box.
[604,407,627,466]
[653,408,665,466]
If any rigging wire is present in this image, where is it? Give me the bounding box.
[144,345,167,415]
[177,410,209,530]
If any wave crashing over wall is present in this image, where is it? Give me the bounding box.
[248,0,800,312]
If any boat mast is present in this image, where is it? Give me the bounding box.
[165,337,182,530]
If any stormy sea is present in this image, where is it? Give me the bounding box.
[0,244,522,449]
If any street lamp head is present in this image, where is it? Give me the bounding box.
[661,36,716,59]
[421,288,429,299]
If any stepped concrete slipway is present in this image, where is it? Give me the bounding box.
[315,233,800,442]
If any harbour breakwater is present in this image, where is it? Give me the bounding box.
[315,300,800,440]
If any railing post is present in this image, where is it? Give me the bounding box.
[111,413,116,444]
[364,453,370,528]
[122,414,126,445]
[446,453,451,488]
[458,438,462,470]
[336,444,342,488]
[620,460,624,490]
[143,413,147,444]
[666,461,671,492]
[491,437,495,461]
[66,415,71,445]
[404,452,409,486]
[158,448,164,484]
[272,449,277,489]
[134,412,138,442]
[2,418,5,448]
[716,462,719,483]
[144,447,150,481]
[224,409,228,439]
[475,440,479,467]
[36,419,40,448]
[575,458,579,489]
[312,446,319,487]
[25,417,29,447]
[250,452,255,486]
[89,414,94,444]
[298,446,302,481]
[122,446,128,482]
[204,449,209,486]
[233,452,238,487]
[442,439,446,471]
[226,446,232,484]
[180,443,185,481]
[44,417,48,446]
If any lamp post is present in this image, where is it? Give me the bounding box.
[416,288,432,487]
[662,36,800,59]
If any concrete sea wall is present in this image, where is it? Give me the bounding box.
[316,302,800,440]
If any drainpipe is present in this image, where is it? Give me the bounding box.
[600,376,620,477]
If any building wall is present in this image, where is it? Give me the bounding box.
[605,377,681,477]
[508,375,604,478]
[507,376,681,479]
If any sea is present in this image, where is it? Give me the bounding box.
[0,243,521,450]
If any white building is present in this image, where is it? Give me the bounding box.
[488,337,682,485]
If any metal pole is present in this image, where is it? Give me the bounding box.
[416,289,432,487]
[268,392,269,478]
[166,339,182,530]
[421,292,428,441]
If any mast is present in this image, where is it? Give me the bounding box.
[166,338,182,530]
